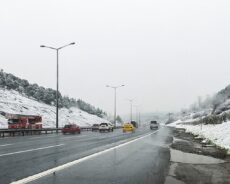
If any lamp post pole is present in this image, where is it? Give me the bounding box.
[134,105,141,127]
[139,111,141,127]
[128,99,134,122]
[40,42,75,130]
[134,105,139,123]
[56,49,59,129]
[106,85,125,127]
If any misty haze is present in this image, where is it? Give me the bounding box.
[0,1,230,184]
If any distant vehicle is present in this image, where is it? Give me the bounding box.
[123,123,135,133]
[99,122,114,132]
[131,121,138,128]
[7,114,42,129]
[92,124,100,131]
[150,121,159,130]
[62,124,81,134]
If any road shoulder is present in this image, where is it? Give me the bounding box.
[166,128,230,184]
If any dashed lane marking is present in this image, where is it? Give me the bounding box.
[0,144,64,157]
[11,130,159,184]
[0,144,13,147]
[29,135,58,139]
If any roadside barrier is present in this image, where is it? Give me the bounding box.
[0,126,123,138]
[0,127,92,138]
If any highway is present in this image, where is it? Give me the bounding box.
[0,126,173,184]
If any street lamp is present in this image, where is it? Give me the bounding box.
[106,85,125,127]
[40,42,75,130]
[134,105,139,122]
[127,99,134,122]
[134,105,141,128]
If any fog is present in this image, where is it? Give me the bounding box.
[1,0,230,115]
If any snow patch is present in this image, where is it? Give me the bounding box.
[168,120,230,153]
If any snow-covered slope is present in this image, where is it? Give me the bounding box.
[171,121,230,152]
[168,119,230,153]
[0,89,110,128]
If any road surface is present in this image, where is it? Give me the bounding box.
[0,127,173,184]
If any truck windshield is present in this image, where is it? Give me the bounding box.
[8,119,19,124]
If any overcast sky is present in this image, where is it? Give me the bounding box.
[1,0,230,115]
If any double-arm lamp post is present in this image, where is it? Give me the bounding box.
[106,85,125,127]
[40,42,75,130]
[128,99,134,122]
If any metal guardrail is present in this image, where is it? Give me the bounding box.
[0,128,61,137]
[0,127,93,138]
[0,126,123,138]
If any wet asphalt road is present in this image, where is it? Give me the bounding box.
[0,126,173,184]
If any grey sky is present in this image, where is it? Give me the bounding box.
[1,0,230,115]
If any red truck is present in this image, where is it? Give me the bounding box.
[7,114,42,129]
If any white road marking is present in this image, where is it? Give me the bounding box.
[60,135,89,140]
[60,136,80,140]
[0,144,64,157]
[78,135,88,137]
[29,135,57,140]
[11,130,159,184]
[1,134,93,146]
[0,144,13,147]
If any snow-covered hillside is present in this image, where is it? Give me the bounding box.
[165,83,230,153]
[0,89,110,128]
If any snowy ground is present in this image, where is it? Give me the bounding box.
[0,89,110,128]
[168,120,230,153]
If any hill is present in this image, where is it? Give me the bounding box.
[0,69,106,118]
[167,84,230,153]
[0,89,109,128]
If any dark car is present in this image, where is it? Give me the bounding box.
[92,124,100,131]
[62,124,81,134]
[150,121,159,130]
[131,121,138,128]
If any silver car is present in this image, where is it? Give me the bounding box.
[99,122,114,132]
